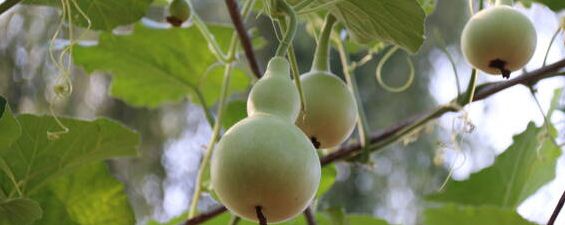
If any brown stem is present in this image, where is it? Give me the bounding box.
[184,206,227,225]
[184,58,565,225]
[256,206,268,225]
[303,207,317,225]
[547,187,565,225]
[225,0,262,78]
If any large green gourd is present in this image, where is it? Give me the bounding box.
[211,57,320,223]
[296,15,358,149]
[461,3,536,78]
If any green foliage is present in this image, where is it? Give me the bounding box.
[0,198,42,225]
[0,115,140,195]
[0,97,20,150]
[325,0,426,53]
[424,204,536,225]
[0,96,139,225]
[424,122,560,224]
[221,100,247,130]
[518,0,565,11]
[32,163,135,225]
[427,122,560,208]
[417,0,437,15]
[317,164,337,197]
[74,24,250,108]
[24,0,152,31]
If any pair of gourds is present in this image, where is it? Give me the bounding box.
[211,56,357,222]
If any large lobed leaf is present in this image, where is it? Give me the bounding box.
[325,0,426,53]
[32,162,135,225]
[74,24,250,108]
[0,96,139,225]
[0,115,140,196]
[24,0,152,31]
[424,204,536,225]
[427,122,560,208]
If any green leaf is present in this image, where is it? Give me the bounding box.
[0,198,42,225]
[423,204,536,225]
[417,0,437,15]
[74,24,250,108]
[0,115,140,196]
[221,100,247,130]
[0,96,20,150]
[427,122,561,208]
[517,0,565,11]
[32,189,77,225]
[348,215,390,225]
[24,0,152,31]
[32,162,135,225]
[326,0,426,53]
[317,164,337,197]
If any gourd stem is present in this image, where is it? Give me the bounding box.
[458,69,478,106]
[311,14,337,72]
[187,0,255,219]
[495,0,513,6]
[188,63,233,218]
[279,19,308,112]
[274,0,297,57]
[334,37,371,156]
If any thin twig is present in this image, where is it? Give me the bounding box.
[225,0,262,78]
[547,187,565,225]
[303,207,317,225]
[184,58,565,224]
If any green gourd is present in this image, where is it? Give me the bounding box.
[461,3,536,78]
[296,15,358,149]
[167,0,191,27]
[211,57,320,223]
[247,57,301,122]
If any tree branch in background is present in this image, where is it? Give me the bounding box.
[547,186,565,225]
[225,0,262,78]
[185,207,227,225]
[0,0,23,16]
[185,58,565,225]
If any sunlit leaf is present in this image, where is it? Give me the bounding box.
[317,164,337,197]
[417,0,437,15]
[423,204,536,225]
[0,115,140,196]
[24,0,152,31]
[427,122,560,208]
[74,24,250,108]
[32,162,135,225]
[325,0,426,53]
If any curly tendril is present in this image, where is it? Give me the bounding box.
[375,46,415,93]
[46,0,92,140]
